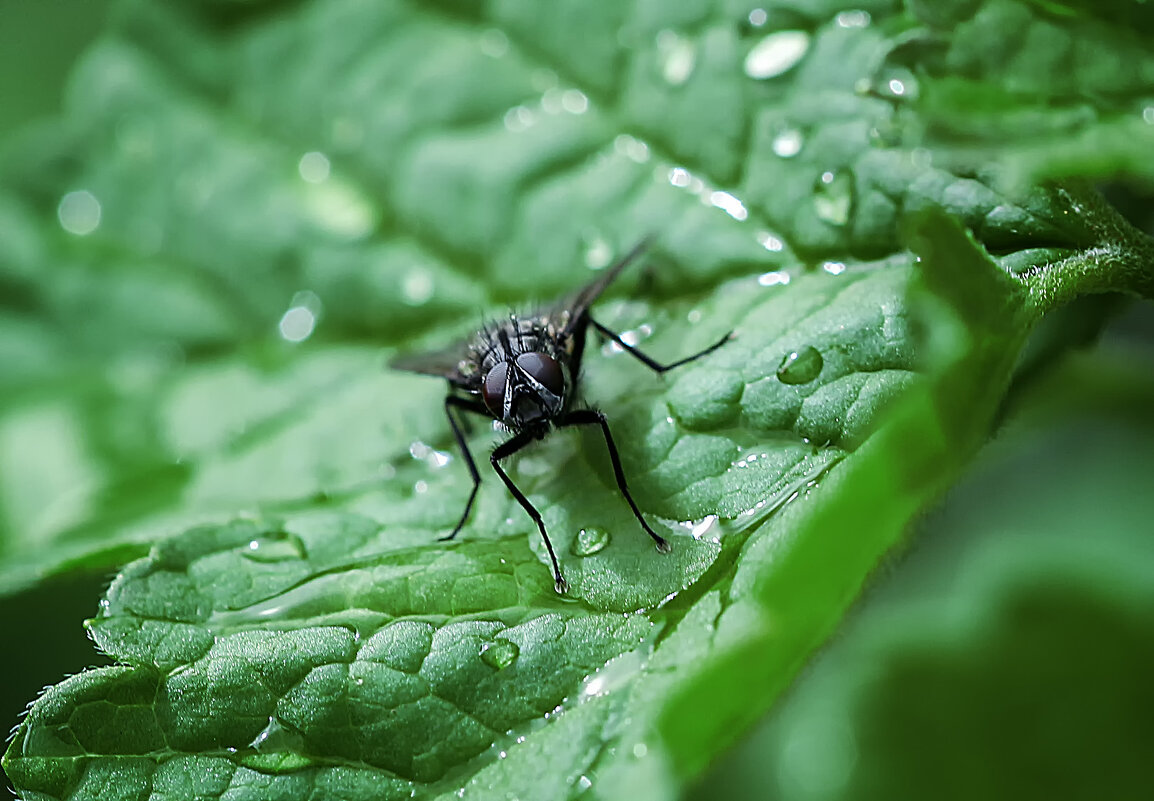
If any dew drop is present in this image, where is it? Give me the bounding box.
[58,190,102,235]
[278,290,322,343]
[480,639,520,670]
[757,230,785,252]
[298,151,331,183]
[657,30,696,85]
[776,346,823,385]
[1142,106,1154,124]
[772,128,804,158]
[836,10,871,28]
[479,29,508,58]
[401,269,434,305]
[242,535,307,563]
[744,31,810,79]
[813,170,853,226]
[571,526,611,557]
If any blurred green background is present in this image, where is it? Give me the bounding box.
[2,2,1153,799]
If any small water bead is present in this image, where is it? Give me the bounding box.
[813,170,853,227]
[58,190,101,235]
[777,346,824,385]
[480,639,520,670]
[772,128,804,158]
[744,31,810,79]
[571,527,611,557]
[657,30,697,85]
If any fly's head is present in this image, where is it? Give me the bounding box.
[475,315,571,431]
[481,351,567,429]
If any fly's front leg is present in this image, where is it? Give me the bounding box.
[489,430,569,594]
[558,408,670,553]
[440,395,489,541]
[590,318,731,374]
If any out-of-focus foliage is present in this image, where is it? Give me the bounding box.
[1,1,1152,799]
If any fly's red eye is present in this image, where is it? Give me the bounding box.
[482,362,509,417]
[516,352,564,397]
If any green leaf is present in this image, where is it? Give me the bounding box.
[3,1,1153,799]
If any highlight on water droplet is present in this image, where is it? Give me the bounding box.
[614,134,651,163]
[709,190,748,221]
[480,639,520,670]
[503,105,535,132]
[813,170,853,226]
[298,151,331,183]
[758,270,790,286]
[561,89,589,114]
[583,234,613,270]
[479,28,508,58]
[58,190,102,235]
[744,30,810,79]
[656,29,696,85]
[777,345,824,385]
[772,128,804,158]
[836,10,871,28]
[401,268,434,306]
[757,230,785,252]
[571,527,611,557]
[278,290,323,343]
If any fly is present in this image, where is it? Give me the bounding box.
[390,240,731,593]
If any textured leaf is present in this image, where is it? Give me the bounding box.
[3,1,1152,799]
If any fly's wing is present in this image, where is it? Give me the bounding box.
[557,237,653,339]
[389,337,479,390]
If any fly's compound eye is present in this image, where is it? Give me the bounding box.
[482,361,509,417]
[515,352,564,398]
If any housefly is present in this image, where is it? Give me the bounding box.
[390,240,730,593]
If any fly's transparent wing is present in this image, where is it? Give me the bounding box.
[389,337,478,390]
[557,237,653,338]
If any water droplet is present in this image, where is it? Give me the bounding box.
[772,128,804,158]
[480,639,520,669]
[836,10,871,28]
[572,527,611,557]
[744,31,810,80]
[709,190,748,221]
[278,290,322,342]
[668,166,691,188]
[613,134,650,163]
[58,190,101,235]
[748,8,768,27]
[813,170,853,226]
[298,151,331,183]
[584,234,613,270]
[401,269,434,305]
[758,270,790,287]
[822,261,846,276]
[777,346,823,385]
[242,534,307,563]
[503,105,535,132]
[479,29,508,58]
[657,30,696,85]
[576,775,593,792]
[1142,106,1154,124]
[561,89,589,114]
[757,230,785,252]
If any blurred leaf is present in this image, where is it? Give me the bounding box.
[2,1,1153,800]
